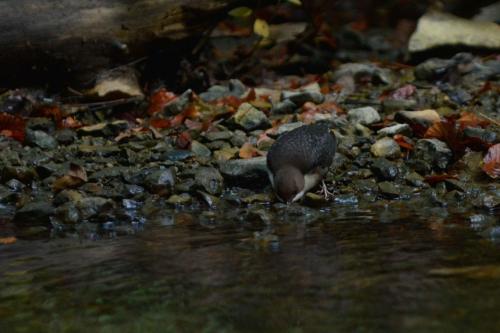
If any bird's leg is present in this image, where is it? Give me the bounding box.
[319,180,334,200]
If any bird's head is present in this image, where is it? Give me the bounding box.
[274,166,305,203]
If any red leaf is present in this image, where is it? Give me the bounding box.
[35,106,62,127]
[483,144,500,179]
[176,131,192,149]
[148,89,177,115]
[0,112,25,142]
[393,134,414,150]
[150,118,171,129]
[424,174,458,186]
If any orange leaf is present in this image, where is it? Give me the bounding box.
[483,144,500,179]
[457,112,490,129]
[0,236,17,245]
[239,143,259,159]
[148,89,177,115]
[62,116,82,129]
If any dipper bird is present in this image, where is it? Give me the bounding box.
[267,122,337,203]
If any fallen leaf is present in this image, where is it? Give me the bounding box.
[393,134,414,150]
[0,112,26,142]
[176,131,192,149]
[35,105,62,127]
[52,175,84,192]
[52,163,87,191]
[228,6,252,17]
[68,163,88,182]
[150,118,171,129]
[424,174,458,185]
[62,116,82,129]
[457,112,490,129]
[239,142,263,159]
[483,143,500,179]
[0,236,17,245]
[254,18,270,38]
[148,89,177,115]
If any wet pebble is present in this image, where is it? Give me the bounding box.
[378,181,401,199]
[371,158,399,181]
[194,167,224,195]
[233,103,271,130]
[76,197,115,220]
[347,106,381,125]
[414,139,452,171]
[25,129,58,150]
[370,137,401,158]
[377,123,411,136]
[166,193,192,205]
[13,201,55,226]
[219,157,269,185]
[395,109,440,127]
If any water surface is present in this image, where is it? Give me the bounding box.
[1,203,500,332]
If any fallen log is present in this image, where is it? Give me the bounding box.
[0,0,240,87]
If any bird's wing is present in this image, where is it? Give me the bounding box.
[267,124,336,174]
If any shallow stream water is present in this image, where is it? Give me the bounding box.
[1,202,500,333]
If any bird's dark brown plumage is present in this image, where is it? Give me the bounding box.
[266,122,337,202]
[267,122,336,176]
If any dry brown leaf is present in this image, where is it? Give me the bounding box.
[68,163,88,182]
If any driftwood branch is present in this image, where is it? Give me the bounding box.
[0,0,241,86]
